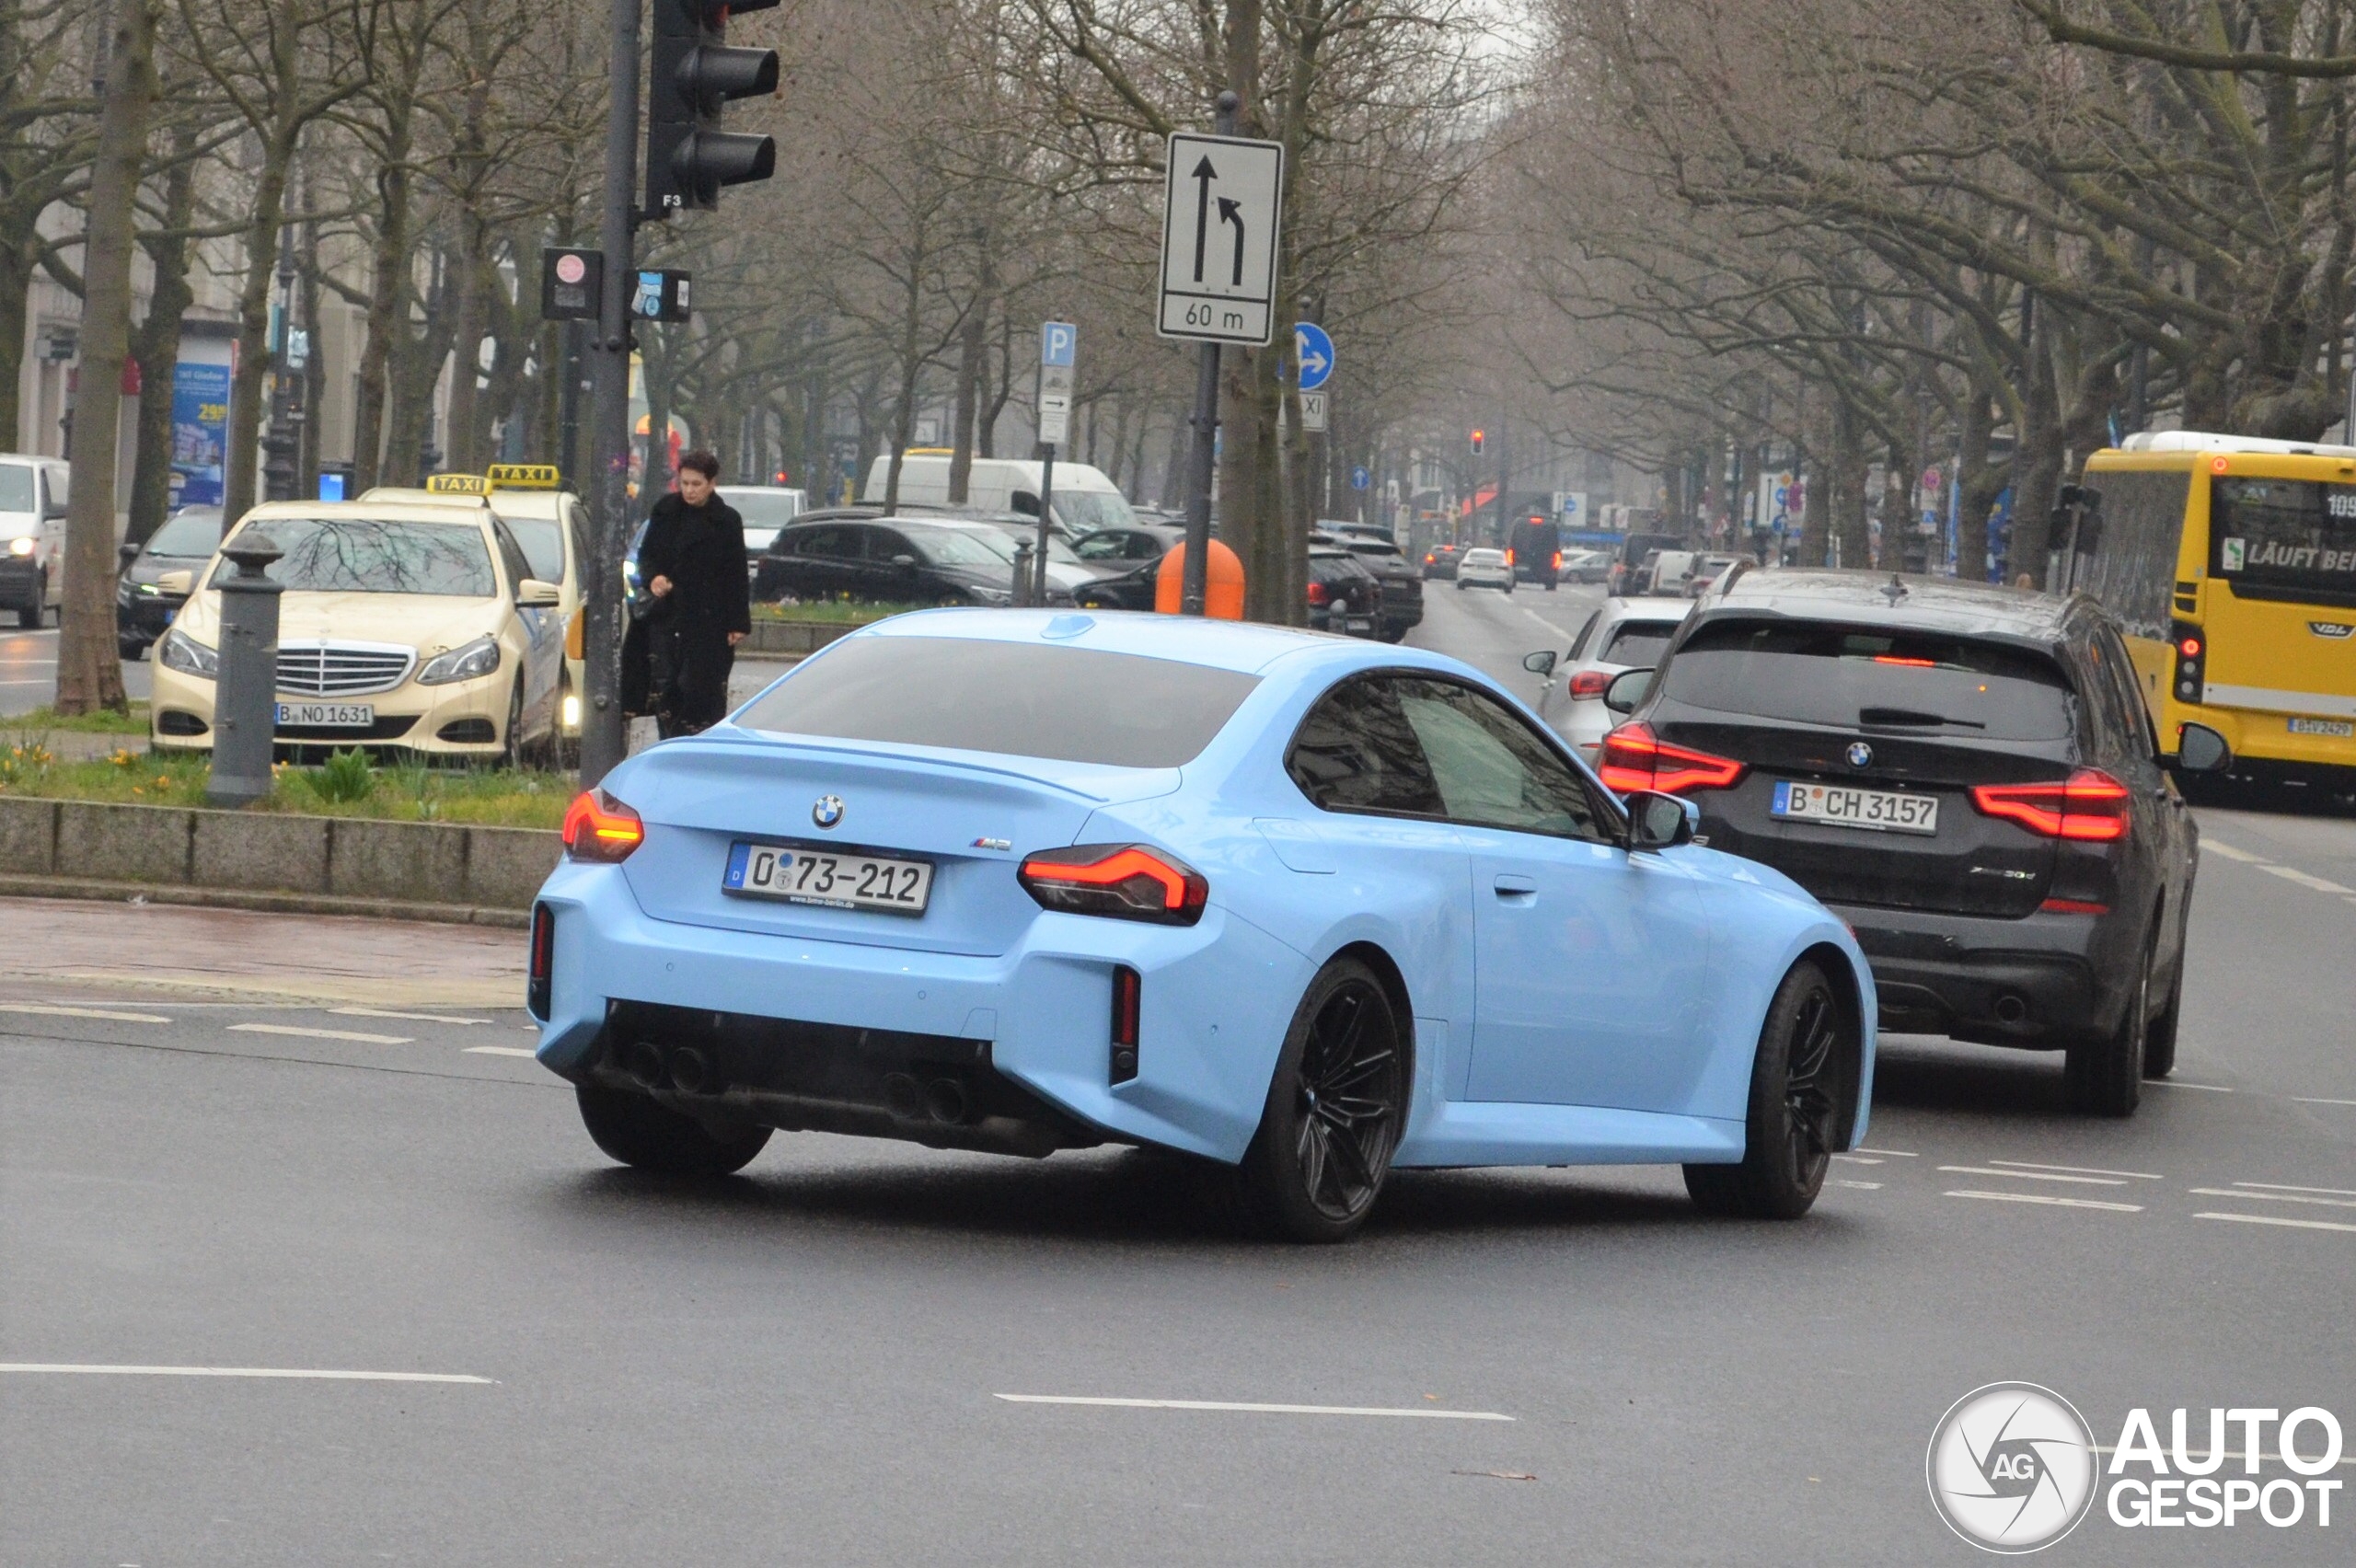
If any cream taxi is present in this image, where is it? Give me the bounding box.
[150,498,567,764]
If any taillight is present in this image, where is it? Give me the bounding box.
[2170,617,2204,704]
[1018,844,1208,926]
[527,904,555,1019]
[1551,551,1562,571]
[1504,548,1515,566]
[562,790,644,861]
[1598,721,1746,794]
[1970,769,2131,841]
[1307,581,1328,605]
[1566,669,1611,699]
[1110,965,1141,1083]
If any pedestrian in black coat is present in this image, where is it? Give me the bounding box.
[622,450,750,736]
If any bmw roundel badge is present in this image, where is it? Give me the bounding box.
[813,794,845,829]
[1847,742,1874,769]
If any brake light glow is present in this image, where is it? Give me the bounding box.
[1306,580,1329,605]
[1019,844,1208,926]
[2177,636,2201,658]
[2039,898,2111,916]
[1598,721,1747,794]
[1969,769,2131,841]
[1566,669,1611,699]
[1551,551,1562,571]
[527,904,555,1019]
[1873,654,1936,667]
[561,790,644,861]
[1504,548,1515,566]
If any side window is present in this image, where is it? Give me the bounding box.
[1073,532,1126,561]
[2096,626,2160,757]
[1566,609,1602,661]
[488,521,534,596]
[2073,635,2132,760]
[1393,678,1611,841]
[1285,675,1446,817]
[1129,533,1165,559]
[796,525,862,559]
[872,529,914,563]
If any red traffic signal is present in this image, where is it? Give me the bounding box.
[1470,429,1485,455]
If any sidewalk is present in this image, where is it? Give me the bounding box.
[0,895,525,1008]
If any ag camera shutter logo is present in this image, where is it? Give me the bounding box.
[1926,1382,2098,1552]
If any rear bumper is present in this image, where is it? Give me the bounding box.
[1830,901,2135,1048]
[531,861,1311,1162]
[116,594,182,644]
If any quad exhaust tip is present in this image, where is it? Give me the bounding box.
[925,1078,968,1125]
[668,1045,717,1095]
[1993,994,2028,1026]
[882,1072,925,1120]
[626,1040,667,1090]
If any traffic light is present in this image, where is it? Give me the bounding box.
[646,0,780,217]
[1470,429,1485,456]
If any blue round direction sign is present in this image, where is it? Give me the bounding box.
[1294,322,1335,392]
[1350,466,1370,491]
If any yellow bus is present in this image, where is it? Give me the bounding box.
[2062,431,2356,797]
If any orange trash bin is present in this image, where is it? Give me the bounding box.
[1153,540,1245,619]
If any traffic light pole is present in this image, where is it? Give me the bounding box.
[580,0,642,789]
[1180,92,1241,617]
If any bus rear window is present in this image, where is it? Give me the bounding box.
[2211,478,2356,608]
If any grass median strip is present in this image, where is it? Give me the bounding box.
[994,1394,1514,1421]
[228,1022,413,1045]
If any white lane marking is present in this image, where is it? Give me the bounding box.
[0,1363,492,1384]
[1854,1147,1918,1157]
[330,1007,488,1026]
[2149,1079,2234,1092]
[1938,1165,2129,1187]
[2190,1188,2356,1210]
[1831,1154,1882,1165]
[2260,864,2356,895]
[993,1394,1513,1421]
[463,1045,537,1058]
[226,1022,413,1045]
[0,1003,171,1024]
[1988,1159,2165,1181]
[2196,1211,2356,1235]
[1945,1189,2143,1213]
[2199,839,2269,864]
[1833,1179,1883,1190]
[2293,1096,2356,1107]
[2235,1180,2356,1196]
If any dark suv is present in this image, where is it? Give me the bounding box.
[1593,571,2219,1116]
[1315,531,1423,642]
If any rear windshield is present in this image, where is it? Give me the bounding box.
[2211,477,2356,608]
[738,636,1261,767]
[146,508,225,558]
[1601,621,1680,666]
[1661,621,2075,741]
[1051,491,1137,532]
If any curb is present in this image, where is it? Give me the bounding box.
[0,872,531,928]
[745,618,858,658]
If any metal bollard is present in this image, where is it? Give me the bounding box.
[206,533,284,809]
[1011,540,1034,608]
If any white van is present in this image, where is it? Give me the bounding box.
[0,453,69,628]
[860,452,1138,533]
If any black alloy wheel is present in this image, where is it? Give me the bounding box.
[1685,960,1843,1219]
[2066,941,2148,1117]
[1239,957,1406,1242]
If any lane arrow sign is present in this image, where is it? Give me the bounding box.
[1191,157,1218,282]
[1218,198,1245,286]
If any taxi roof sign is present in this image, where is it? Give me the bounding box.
[425,472,490,495]
[487,463,562,490]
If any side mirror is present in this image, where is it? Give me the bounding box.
[890,553,917,568]
[118,541,140,568]
[1521,650,1559,677]
[516,578,560,607]
[2177,722,2232,774]
[1603,666,1656,715]
[1625,790,1699,851]
[156,569,194,595]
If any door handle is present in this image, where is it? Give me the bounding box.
[1493,874,1538,897]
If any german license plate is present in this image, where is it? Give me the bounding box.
[723,841,932,915]
[275,702,373,728]
[1345,616,1373,632]
[2288,717,2354,737]
[1772,779,1939,835]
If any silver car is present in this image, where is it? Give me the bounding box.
[1525,596,1693,758]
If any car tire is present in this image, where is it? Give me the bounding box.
[500,679,525,770]
[1544,581,1557,592]
[119,640,148,662]
[2065,944,2148,1116]
[1236,956,1407,1243]
[1684,959,1844,1219]
[17,572,41,629]
[1454,581,1465,591]
[575,1084,771,1175]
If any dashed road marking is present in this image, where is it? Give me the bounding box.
[1945,1189,2143,1213]
[0,1003,170,1024]
[994,1394,1514,1421]
[226,1022,413,1045]
[1854,1147,1918,1157]
[2225,1181,2356,1199]
[2292,1097,2356,1108]
[1833,1179,1883,1190]
[2259,864,2356,895]
[2200,839,2269,863]
[1988,1159,2165,1181]
[464,1045,537,1059]
[1831,1154,1882,1165]
[1939,1165,2129,1187]
[2149,1079,2234,1092]
[0,1363,492,1384]
[330,1007,489,1026]
[2196,1212,2356,1236]
[2189,1188,2356,1210]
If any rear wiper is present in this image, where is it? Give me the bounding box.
[1858,706,1986,730]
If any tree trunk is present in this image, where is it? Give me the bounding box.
[384,245,455,486]
[350,99,416,491]
[2010,306,2063,587]
[55,0,156,715]
[442,240,489,476]
[220,133,295,525]
[947,246,992,503]
[0,235,40,452]
[127,121,199,547]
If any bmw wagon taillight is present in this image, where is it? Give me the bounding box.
[1019,844,1207,926]
[1598,721,1746,794]
[562,790,644,862]
[1970,769,2131,842]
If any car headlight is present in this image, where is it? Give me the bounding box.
[6,536,32,558]
[158,627,218,678]
[417,635,501,686]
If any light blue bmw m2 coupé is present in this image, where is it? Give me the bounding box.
[529,608,1875,1240]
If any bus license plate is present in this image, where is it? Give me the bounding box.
[1773,780,1939,836]
[722,841,931,915]
[2288,717,2354,737]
